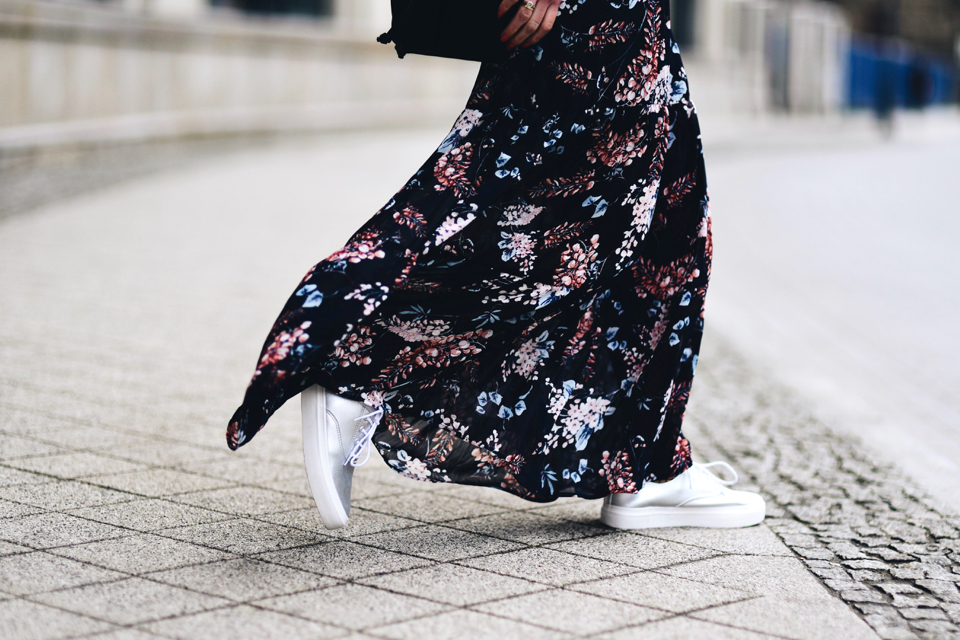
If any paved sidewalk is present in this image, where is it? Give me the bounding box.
[0,127,947,639]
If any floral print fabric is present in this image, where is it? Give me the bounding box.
[227,0,711,502]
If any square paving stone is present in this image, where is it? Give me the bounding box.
[657,554,840,602]
[68,498,231,531]
[0,598,115,639]
[169,486,314,517]
[82,629,166,640]
[87,468,233,497]
[353,525,524,562]
[141,604,347,639]
[546,532,719,569]
[446,510,606,546]
[434,483,543,511]
[8,451,145,479]
[592,615,775,640]
[183,458,305,485]
[355,492,507,523]
[568,570,752,613]
[0,465,56,486]
[257,507,423,539]
[231,435,304,467]
[370,608,574,640]
[261,477,312,497]
[548,532,720,570]
[0,512,128,549]
[257,582,451,629]
[456,547,628,587]
[161,518,327,555]
[349,478,418,501]
[0,540,31,557]
[149,557,338,601]
[30,576,232,626]
[2,480,136,510]
[0,406,74,435]
[527,498,606,526]
[0,498,44,519]
[257,539,433,580]
[51,533,233,574]
[21,425,155,453]
[691,595,880,640]
[109,443,234,468]
[473,588,667,635]
[0,551,126,595]
[637,524,793,557]
[357,563,545,607]
[0,434,66,460]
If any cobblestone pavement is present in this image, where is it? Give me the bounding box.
[689,338,960,640]
[0,127,948,638]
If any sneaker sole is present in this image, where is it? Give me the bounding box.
[302,385,349,530]
[600,502,765,529]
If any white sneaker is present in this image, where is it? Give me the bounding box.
[301,385,383,529]
[600,461,765,529]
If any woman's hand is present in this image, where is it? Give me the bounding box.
[499,0,563,50]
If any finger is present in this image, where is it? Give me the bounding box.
[497,0,518,18]
[505,1,546,49]
[521,1,559,47]
[500,0,537,45]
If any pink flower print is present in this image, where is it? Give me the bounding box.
[393,207,427,237]
[586,125,646,167]
[453,109,482,136]
[498,204,544,227]
[599,449,637,492]
[554,235,600,289]
[332,325,374,367]
[258,321,312,368]
[434,143,477,198]
[328,231,386,264]
[434,212,476,246]
[382,316,452,342]
[498,231,537,273]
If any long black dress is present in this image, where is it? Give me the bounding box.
[227,0,711,502]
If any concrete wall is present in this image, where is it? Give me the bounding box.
[680,0,850,115]
[0,0,478,153]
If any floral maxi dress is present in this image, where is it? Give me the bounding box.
[227,0,712,502]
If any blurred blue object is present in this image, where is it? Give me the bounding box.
[847,37,957,109]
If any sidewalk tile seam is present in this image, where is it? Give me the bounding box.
[9,572,134,599]
[541,541,732,574]
[17,592,140,628]
[431,519,610,548]
[143,522,332,556]
[24,592,251,629]
[558,576,758,616]
[446,552,652,590]
[214,600,364,635]
[628,529,794,558]
[248,591,462,634]
[0,400,230,453]
[460,601,635,637]
[141,572,346,605]
[248,510,429,539]
[573,606,798,640]
[661,608,801,640]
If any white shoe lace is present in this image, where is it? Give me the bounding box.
[343,407,384,467]
[691,461,739,486]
